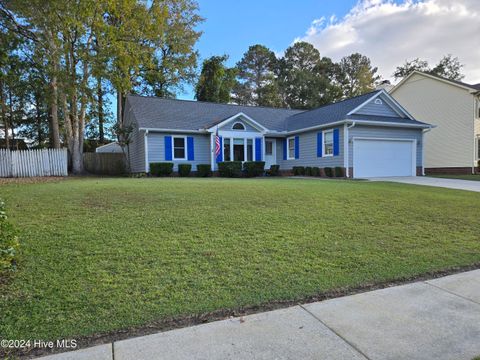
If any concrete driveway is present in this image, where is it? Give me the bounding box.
[367,176,480,192]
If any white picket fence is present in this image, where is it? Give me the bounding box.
[0,148,68,177]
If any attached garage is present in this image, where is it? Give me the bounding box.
[353,138,416,178]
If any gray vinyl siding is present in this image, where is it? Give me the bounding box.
[354,94,401,118]
[218,119,257,132]
[348,125,423,168]
[275,126,345,169]
[147,132,211,171]
[124,101,146,173]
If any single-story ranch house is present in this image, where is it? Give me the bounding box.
[124,89,432,178]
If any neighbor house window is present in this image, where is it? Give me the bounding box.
[287,137,295,160]
[232,122,246,130]
[224,138,231,161]
[173,136,186,160]
[233,138,245,161]
[323,130,333,156]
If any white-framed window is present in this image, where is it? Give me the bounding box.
[323,130,333,156]
[232,122,246,130]
[265,140,273,156]
[287,137,295,160]
[172,136,186,160]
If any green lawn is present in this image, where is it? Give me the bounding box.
[1,177,480,342]
[430,174,480,181]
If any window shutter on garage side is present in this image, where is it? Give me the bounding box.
[333,129,340,156]
[294,136,299,159]
[187,137,194,160]
[283,138,287,160]
[255,137,262,161]
[165,136,172,160]
[317,132,322,157]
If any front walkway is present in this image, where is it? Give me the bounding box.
[367,176,480,192]
[40,269,480,360]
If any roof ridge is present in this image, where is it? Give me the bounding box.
[288,89,381,119]
[412,71,479,90]
[126,94,305,113]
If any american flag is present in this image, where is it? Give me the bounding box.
[215,128,221,157]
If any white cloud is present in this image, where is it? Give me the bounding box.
[297,0,480,84]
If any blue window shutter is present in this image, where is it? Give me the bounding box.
[187,137,194,160]
[216,136,223,163]
[165,136,172,160]
[255,137,262,161]
[283,138,287,160]
[317,132,323,157]
[333,129,340,156]
[294,136,299,159]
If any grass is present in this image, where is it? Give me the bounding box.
[1,177,480,342]
[430,174,480,181]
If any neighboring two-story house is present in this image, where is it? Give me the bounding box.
[390,71,480,174]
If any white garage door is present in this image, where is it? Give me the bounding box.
[353,139,415,178]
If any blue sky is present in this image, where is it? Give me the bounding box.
[178,0,358,99]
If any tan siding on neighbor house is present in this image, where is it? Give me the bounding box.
[391,73,475,169]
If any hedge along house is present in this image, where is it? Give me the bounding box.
[124,89,432,178]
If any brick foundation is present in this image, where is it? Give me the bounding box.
[424,167,474,175]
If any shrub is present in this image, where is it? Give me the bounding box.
[292,166,305,176]
[267,165,280,176]
[0,200,19,272]
[324,167,333,177]
[243,161,265,177]
[305,167,313,176]
[196,164,212,177]
[218,161,242,177]
[178,164,192,177]
[150,162,174,177]
[335,167,344,177]
[311,167,320,177]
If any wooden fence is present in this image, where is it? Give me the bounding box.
[83,152,126,175]
[0,148,68,177]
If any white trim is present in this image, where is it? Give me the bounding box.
[322,129,334,157]
[210,133,215,171]
[231,122,246,130]
[172,135,187,161]
[352,137,417,178]
[144,130,149,173]
[422,127,432,175]
[206,112,268,133]
[286,136,295,160]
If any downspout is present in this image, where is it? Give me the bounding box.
[421,127,432,176]
[144,129,149,174]
[345,121,356,178]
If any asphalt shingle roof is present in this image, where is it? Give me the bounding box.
[126,90,430,133]
[126,95,303,131]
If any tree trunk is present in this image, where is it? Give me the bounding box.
[8,89,14,149]
[0,80,9,149]
[117,90,124,127]
[97,78,104,143]
[35,93,43,146]
[49,74,61,148]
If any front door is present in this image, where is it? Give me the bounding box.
[264,139,276,168]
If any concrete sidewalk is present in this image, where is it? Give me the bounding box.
[367,176,480,192]
[40,270,480,360]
